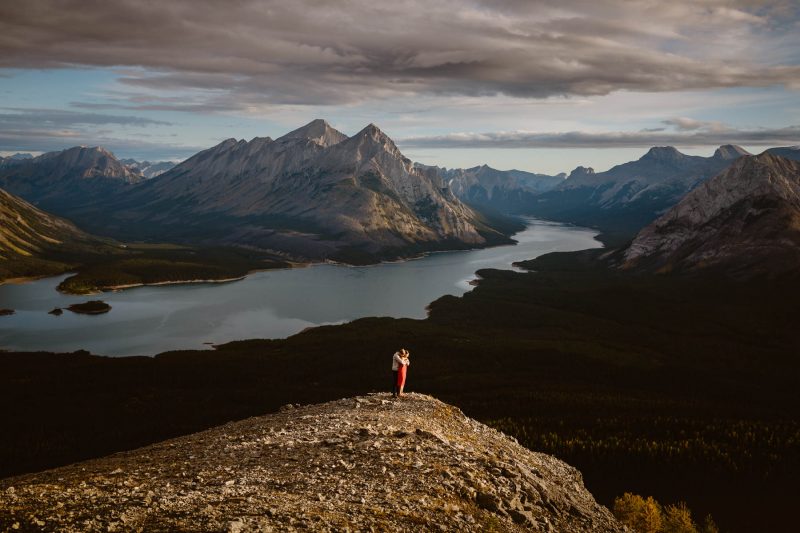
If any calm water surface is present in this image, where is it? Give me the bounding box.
[0,220,600,356]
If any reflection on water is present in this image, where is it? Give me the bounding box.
[0,219,600,356]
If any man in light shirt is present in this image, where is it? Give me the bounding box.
[391,348,410,397]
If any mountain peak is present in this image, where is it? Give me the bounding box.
[349,123,398,151]
[641,146,684,162]
[569,165,595,178]
[713,144,750,160]
[280,119,347,147]
[359,122,387,138]
[56,145,114,158]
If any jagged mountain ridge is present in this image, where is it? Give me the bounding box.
[92,120,507,262]
[421,163,565,213]
[0,394,623,532]
[0,146,143,214]
[623,153,800,277]
[528,145,751,234]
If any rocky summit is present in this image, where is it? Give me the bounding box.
[0,394,622,532]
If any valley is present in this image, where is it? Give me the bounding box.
[3,4,800,532]
[0,219,599,355]
[2,123,800,533]
[1,246,797,533]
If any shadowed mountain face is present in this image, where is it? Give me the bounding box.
[0,146,143,214]
[527,145,751,235]
[623,153,800,278]
[74,120,510,262]
[422,163,564,214]
[0,187,114,280]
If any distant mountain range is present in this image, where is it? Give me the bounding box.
[418,163,564,213]
[120,159,177,179]
[3,122,799,273]
[0,153,34,164]
[623,153,800,278]
[0,146,143,215]
[526,145,753,235]
[0,120,515,264]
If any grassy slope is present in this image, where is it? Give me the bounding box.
[0,187,110,280]
[0,250,798,532]
[0,188,291,291]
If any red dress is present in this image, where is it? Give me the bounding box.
[397,362,407,389]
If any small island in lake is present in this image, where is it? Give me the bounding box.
[67,301,111,315]
[0,308,14,316]
[48,308,63,316]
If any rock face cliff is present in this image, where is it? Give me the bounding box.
[623,153,800,277]
[0,394,622,532]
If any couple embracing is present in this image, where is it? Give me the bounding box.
[391,348,411,397]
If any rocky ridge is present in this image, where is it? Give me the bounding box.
[765,145,800,161]
[623,153,800,277]
[0,394,623,532]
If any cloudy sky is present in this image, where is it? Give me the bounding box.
[1,0,799,173]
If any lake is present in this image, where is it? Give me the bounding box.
[0,219,600,356]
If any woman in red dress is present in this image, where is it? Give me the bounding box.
[396,349,410,396]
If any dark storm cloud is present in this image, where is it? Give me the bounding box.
[0,108,171,128]
[0,109,190,160]
[399,125,800,148]
[1,0,798,108]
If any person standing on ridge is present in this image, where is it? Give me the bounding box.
[392,348,410,397]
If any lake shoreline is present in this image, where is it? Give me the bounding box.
[0,274,56,286]
[0,219,602,356]
[8,219,536,294]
